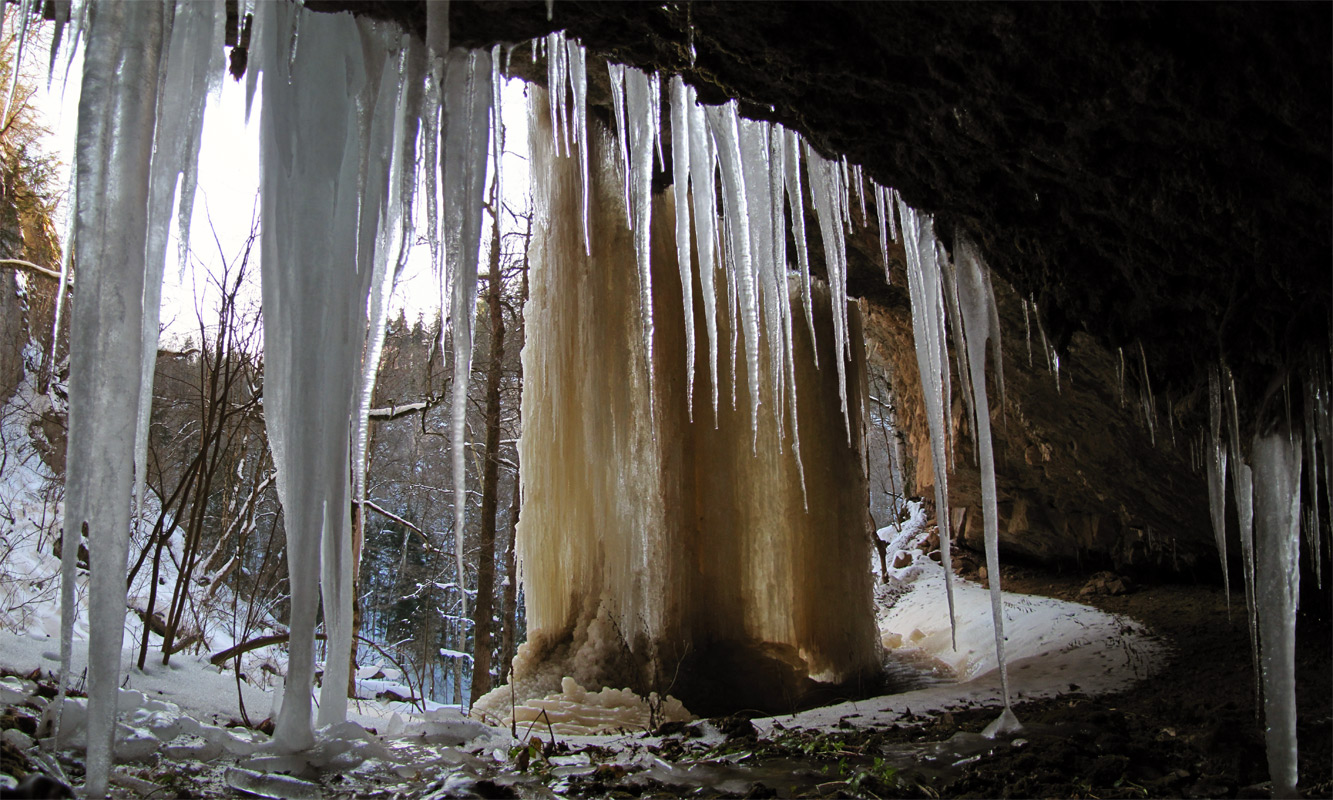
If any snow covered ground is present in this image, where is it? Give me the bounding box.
[756,502,1163,735]
[2,372,1163,795]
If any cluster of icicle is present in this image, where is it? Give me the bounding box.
[542,28,1020,730]
[40,0,1026,789]
[1198,362,1332,798]
[42,0,499,793]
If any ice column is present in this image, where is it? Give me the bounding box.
[442,47,493,622]
[953,234,1014,718]
[896,199,958,643]
[1251,430,1302,798]
[62,2,167,794]
[669,77,696,419]
[625,67,659,422]
[685,89,721,422]
[502,91,879,716]
[1205,368,1231,608]
[257,1,369,749]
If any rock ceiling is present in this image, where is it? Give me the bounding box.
[308,0,1331,427]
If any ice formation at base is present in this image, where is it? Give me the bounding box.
[490,88,880,716]
[484,677,691,737]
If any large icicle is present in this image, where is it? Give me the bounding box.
[62,3,168,794]
[686,90,720,423]
[546,31,567,157]
[258,1,370,750]
[782,128,816,362]
[668,77,696,419]
[1224,367,1260,711]
[707,101,761,442]
[607,62,631,217]
[132,0,225,619]
[1205,368,1231,609]
[804,144,852,440]
[738,118,783,430]
[897,198,958,645]
[624,67,658,422]
[874,182,893,282]
[354,36,424,532]
[954,234,1015,720]
[1251,430,1303,798]
[566,37,590,256]
[442,48,494,631]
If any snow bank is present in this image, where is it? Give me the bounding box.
[758,520,1164,733]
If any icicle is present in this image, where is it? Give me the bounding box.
[355,35,425,520]
[1302,380,1322,585]
[345,31,425,729]
[492,42,504,230]
[258,0,377,747]
[607,62,631,218]
[3,0,32,126]
[686,91,720,423]
[669,77,696,420]
[650,72,665,173]
[1139,343,1156,445]
[442,47,494,631]
[546,0,554,21]
[954,235,1014,716]
[851,163,866,224]
[566,37,590,256]
[837,156,853,231]
[739,118,784,430]
[783,128,816,363]
[45,167,74,394]
[133,0,226,572]
[624,67,658,424]
[804,144,851,441]
[1117,346,1125,406]
[63,2,168,793]
[897,198,957,646]
[874,182,892,283]
[244,0,264,121]
[546,31,567,157]
[1252,429,1303,798]
[887,187,899,242]
[708,101,761,442]
[46,0,72,90]
[940,244,975,456]
[1206,368,1231,609]
[769,124,796,440]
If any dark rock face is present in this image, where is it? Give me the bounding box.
[310,1,1331,424]
[864,263,1212,577]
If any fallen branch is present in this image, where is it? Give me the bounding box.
[209,632,426,712]
[0,259,68,283]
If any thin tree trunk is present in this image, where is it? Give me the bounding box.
[498,215,530,683]
[469,205,505,704]
[498,473,520,679]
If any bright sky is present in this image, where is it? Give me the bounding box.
[32,21,532,346]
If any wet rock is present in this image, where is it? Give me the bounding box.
[1078,571,1135,598]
